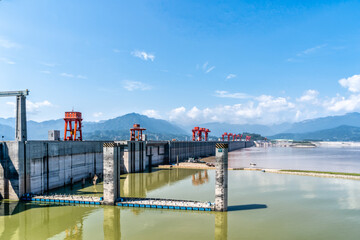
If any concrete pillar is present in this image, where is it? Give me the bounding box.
[103,143,120,205]
[15,95,27,141]
[215,143,228,212]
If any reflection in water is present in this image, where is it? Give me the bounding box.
[64,221,83,240]
[0,200,95,239]
[2,164,360,239]
[103,206,121,240]
[215,212,228,240]
[121,168,205,198]
[192,170,209,186]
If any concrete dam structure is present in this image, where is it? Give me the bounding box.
[1,140,254,200]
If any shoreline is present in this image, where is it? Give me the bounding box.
[158,164,360,180]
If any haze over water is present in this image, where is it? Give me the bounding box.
[221,146,360,173]
[1,147,360,239]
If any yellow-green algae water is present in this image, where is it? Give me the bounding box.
[1,153,360,239]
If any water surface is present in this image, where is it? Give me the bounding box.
[1,148,360,239]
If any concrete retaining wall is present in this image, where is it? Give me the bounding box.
[1,141,104,199]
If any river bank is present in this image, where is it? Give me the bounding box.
[158,163,360,180]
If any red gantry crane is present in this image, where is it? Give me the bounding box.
[192,127,210,141]
[64,111,83,141]
[222,132,228,141]
[130,124,146,141]
[204,128,211,141]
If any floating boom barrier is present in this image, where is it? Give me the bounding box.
[20,194,214,211]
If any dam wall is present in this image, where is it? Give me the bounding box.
[1,140,254,200]
[1,141,104,200]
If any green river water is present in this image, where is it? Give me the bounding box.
[1,148,360,239]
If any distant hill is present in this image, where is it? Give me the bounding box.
[0,113,188,140]
[182,122,292,136]
[2,112,360,141]
[0,124,15,141]
[84,113,186,135]
[269,125,360,141]
[281,112,360,134]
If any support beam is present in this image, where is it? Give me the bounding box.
[0,90,29,141]
[215,143,228,212]
[15,95,27,141]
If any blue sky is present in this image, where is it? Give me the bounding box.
[1,0,360,125]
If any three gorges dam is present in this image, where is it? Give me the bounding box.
[0,89,254,201]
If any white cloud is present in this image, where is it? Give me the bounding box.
[93,112,103,118]
[169,107,186,121]
[168,94,296,125]
[60,73,87,79]
[297,44,327,56]
[113,49,120,53]
[40,70,51,74]
[256,95,295,112]
[215,90,251,99]
[123,80,151,91]
[77,75,87,79]
[226,74,236,80]
[143,109,161,119]
[7,100,52,114]
[326,94,360,112]
[297,89,319,102]
[131,50,155,61]
[0,57,15,64]
[205,66,215,73]
[339,74,360,92]
[26,100,52,113]
[288,44,327,62]
[0,37,19,48]
[201,61,215,74]
[187,106,201,119]
[41,62,56,67]
[61,73,74,78]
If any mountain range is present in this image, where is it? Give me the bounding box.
[1,112,360,141]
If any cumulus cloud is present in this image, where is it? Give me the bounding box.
[123,80,151,91]
[7,100,52,114]
[215,90,251,99]
[131,50,155,61]
[169,107,186,121]
[143,109,161,119]
[326,94,360,112]
[339,74,360,92]
[226,74,236,80]
[168,94,296,125]
[297,89,319,102]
